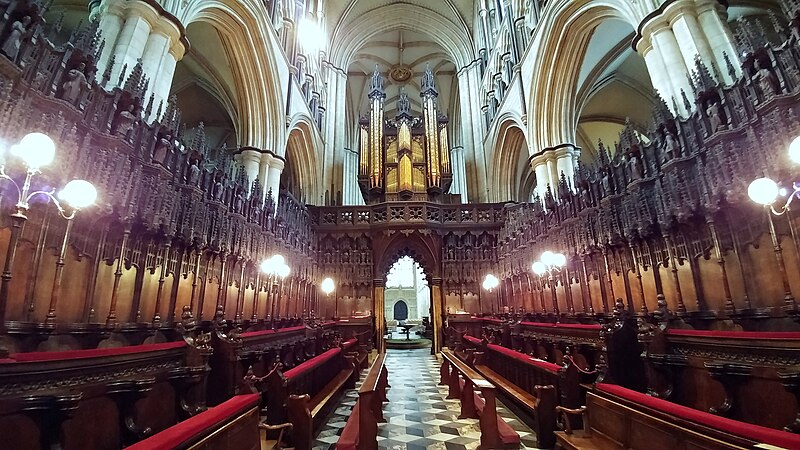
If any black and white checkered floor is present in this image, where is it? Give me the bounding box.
[311,348,541,450]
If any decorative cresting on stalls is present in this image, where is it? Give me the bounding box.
[357,65,453,203]
[0,0,318,356]
[493,11,800,330]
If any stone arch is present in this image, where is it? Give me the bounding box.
[179,0,285,152]
[527,0,640,153]
[487,116,529,202]
[329,2,474,71]
[376,232,441,281]
[285,114,323,203]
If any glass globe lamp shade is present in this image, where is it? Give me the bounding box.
[789,135,800,164]
[260,259,275,274]
[271,254,286,267]
[277,263,290,278]
[321,277,335,295]
[541,251,555,266]
[483,274,499,290]
[748,177,779,206]
[552,253,567,267]
[532,261,546,275]
[16,132,56,170]
[59,179,97,209]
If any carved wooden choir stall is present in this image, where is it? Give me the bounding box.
[2,0,800,449]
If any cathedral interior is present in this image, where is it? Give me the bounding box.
[1,0,800,449]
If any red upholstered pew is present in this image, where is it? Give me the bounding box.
[260,344,356,450]
[0,339,211,450]
[639,325,800,430]
[467,342,562,448]
[208,323,315,406]
[440,349,521,448]
[336,353,389,450]
[556,383,800,449]
[126,393,261,450]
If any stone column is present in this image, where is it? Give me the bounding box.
[450,146,468,203]
[638,39,675,106]
[555,145,579,190]
[92,1,125,81]
[322,66,348,205]
[109,7,151,83]
[650,23,693,115]
[457,61,489,202]
[531,154,550,199]
[238,148,262,191]
[373,279,385,354]
[697,0,740,83]
[667,3,718,76]
[266,155,285,210]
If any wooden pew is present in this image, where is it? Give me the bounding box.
[342,337,368,371]
[261,347,355,450]
[440,349,521,449]
[639,323,800,431]
[555,383,800,450]
[126,393,261,450]
[207,324,312,406]
[337,353,389,450]
[471,343,566,448]
[0,339,211,450]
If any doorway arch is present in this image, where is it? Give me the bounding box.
[393,300,409,321]
[373,230,442,354]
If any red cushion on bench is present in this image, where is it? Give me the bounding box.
[596,383,800,449]
[482,318,505,324]
[342,338,358,350]
[463,335,483,345]
[666,329,800,340]
[127,394,260,450]
[284,348,341,380]
[336,401,361,450]
[520,321,601,330]
[8,341,186,363]
[240,329,276,338]
[487,344,562,373]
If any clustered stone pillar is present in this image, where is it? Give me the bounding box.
[323,64,348,205]
[91,0,186,118]
[457,61,489,202]
[237,148,262,191]
[449,146,469,203]
[635,0,740,116]
[530,144,580,199]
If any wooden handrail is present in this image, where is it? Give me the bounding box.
[359,353,387,394]
[442,349,493,390]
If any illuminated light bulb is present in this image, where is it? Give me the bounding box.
[321,277,335,295]
[278,263,290,278]
[789,136,800,165]
[16,132,55,170]
[532,261,546,275]
[748,177,779,206]
[552,253,567,267]
[541,251,555,266]
[59,179,97,209]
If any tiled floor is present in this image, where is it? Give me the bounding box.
[312,348,542,450]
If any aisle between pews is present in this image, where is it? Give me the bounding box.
[311,348,540,450]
